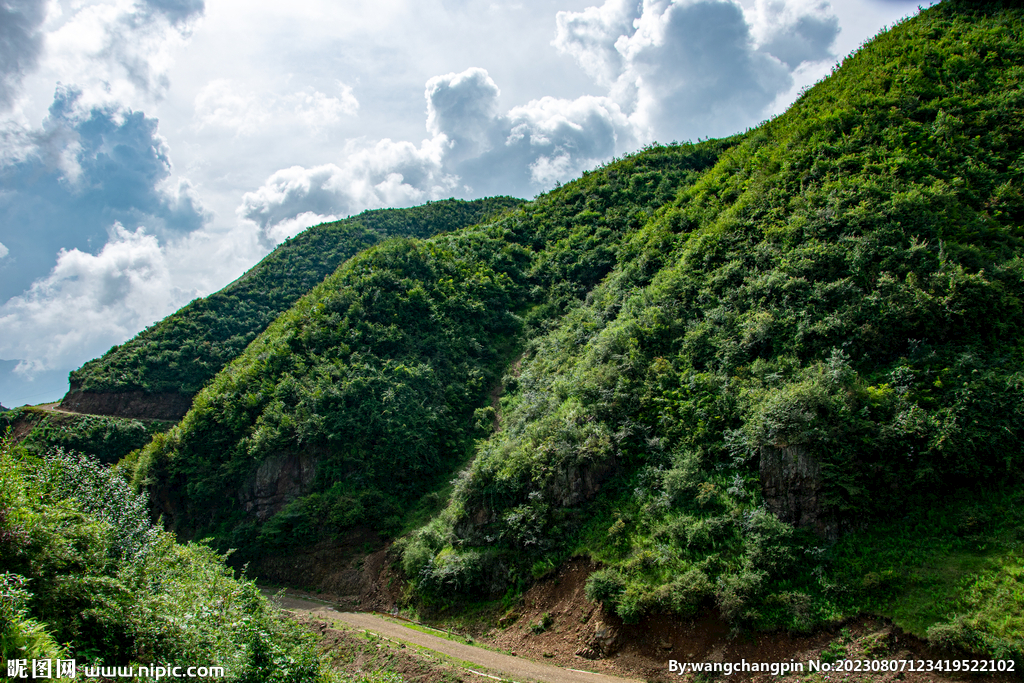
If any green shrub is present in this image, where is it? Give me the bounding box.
[584,568,626,605]
[0,437,328,680]
[530,612,554,634]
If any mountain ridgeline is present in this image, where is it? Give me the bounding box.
[61,198,523,419]
[100,0,1022,662]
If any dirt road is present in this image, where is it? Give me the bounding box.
[261,590,643,683]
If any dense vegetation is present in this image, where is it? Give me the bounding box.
[68,0,1024,665]
[0,437,332,682]
[1,407,172,464]
[68,198,522,396]
[129,140,733,554]
[397,0,1024,659]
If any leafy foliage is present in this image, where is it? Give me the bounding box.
[132,140,731,555]
[0,437,330,680]
[2,407,172,464]
[397,2,1024,659]
[69,198,523,396]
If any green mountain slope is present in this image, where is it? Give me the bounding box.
[62,197,523,417]
[131,0,1023,662]
[129,140,734,548]
[402,0,1024,656]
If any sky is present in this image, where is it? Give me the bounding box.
[0,0,939,408]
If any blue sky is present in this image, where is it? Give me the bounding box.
[0,0,936,407]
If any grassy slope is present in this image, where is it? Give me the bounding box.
[130,140,735,556]
[398,1,1024,659]
[1,406,174,464]
[68,198,523,396]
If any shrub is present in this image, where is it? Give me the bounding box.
[584,568,626,606]
[530,612,554,634]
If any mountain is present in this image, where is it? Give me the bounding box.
[120,0,1022,661]
[128,139,732,544]
[60,197,523,419]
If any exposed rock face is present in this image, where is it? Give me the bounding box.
[759,444,836,538]
[545,459,617,507]
[60,387,191,421]
[455,458,618,542]
[576,620,620,659]
[238,453,319,521]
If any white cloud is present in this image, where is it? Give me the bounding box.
[194,79,358,136]
[506,94,631,184]
[553,0,839,143]
[264,211,339,244]
[426,68,501,160]
[239,66,639,234]
[0,0,48,110]
[552,0,638,88]
[237,135,455,243]
[36,0,204,112]
[0,224,178,375]
[0,220,266,376]
[745,0,839,68]
[0,242,8,259]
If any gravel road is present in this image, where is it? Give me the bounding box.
[261,590,643,683]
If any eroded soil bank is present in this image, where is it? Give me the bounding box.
[266,555,1017,683]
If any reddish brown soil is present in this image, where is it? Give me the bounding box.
[4,406,44,442]
[450,558,1018,683]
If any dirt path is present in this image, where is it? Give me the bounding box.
[260,590,643,683]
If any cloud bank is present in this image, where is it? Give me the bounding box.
[0,221,262,378]
[0,0,48,110]
[243,0,839,239]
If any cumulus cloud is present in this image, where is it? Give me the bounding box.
[552,0,639,88]
[746,0,840,68]
[238,136,454,244]
[0,242,8,259]
[239,67,636,237]
[194,79,358,137]
[425,68,501,161]
[0,86,210,302]
[0,225,179,375]
[0,0,48,110]
[554,0,839,142]
[41,0,205,110]
[0,219,266,377]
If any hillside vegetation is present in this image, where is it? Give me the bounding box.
[95,0,1024,665]
[1,407,173,464]
[0,437,332,682]
[399,0,1024,658]
[67,198,522,399]
[130,140,733,552]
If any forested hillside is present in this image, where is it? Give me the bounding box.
[62,198,522,418]
[54,0,1024,667]
[401,0,1024,658]
[129,139,734,549]
[1,407,173,464]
